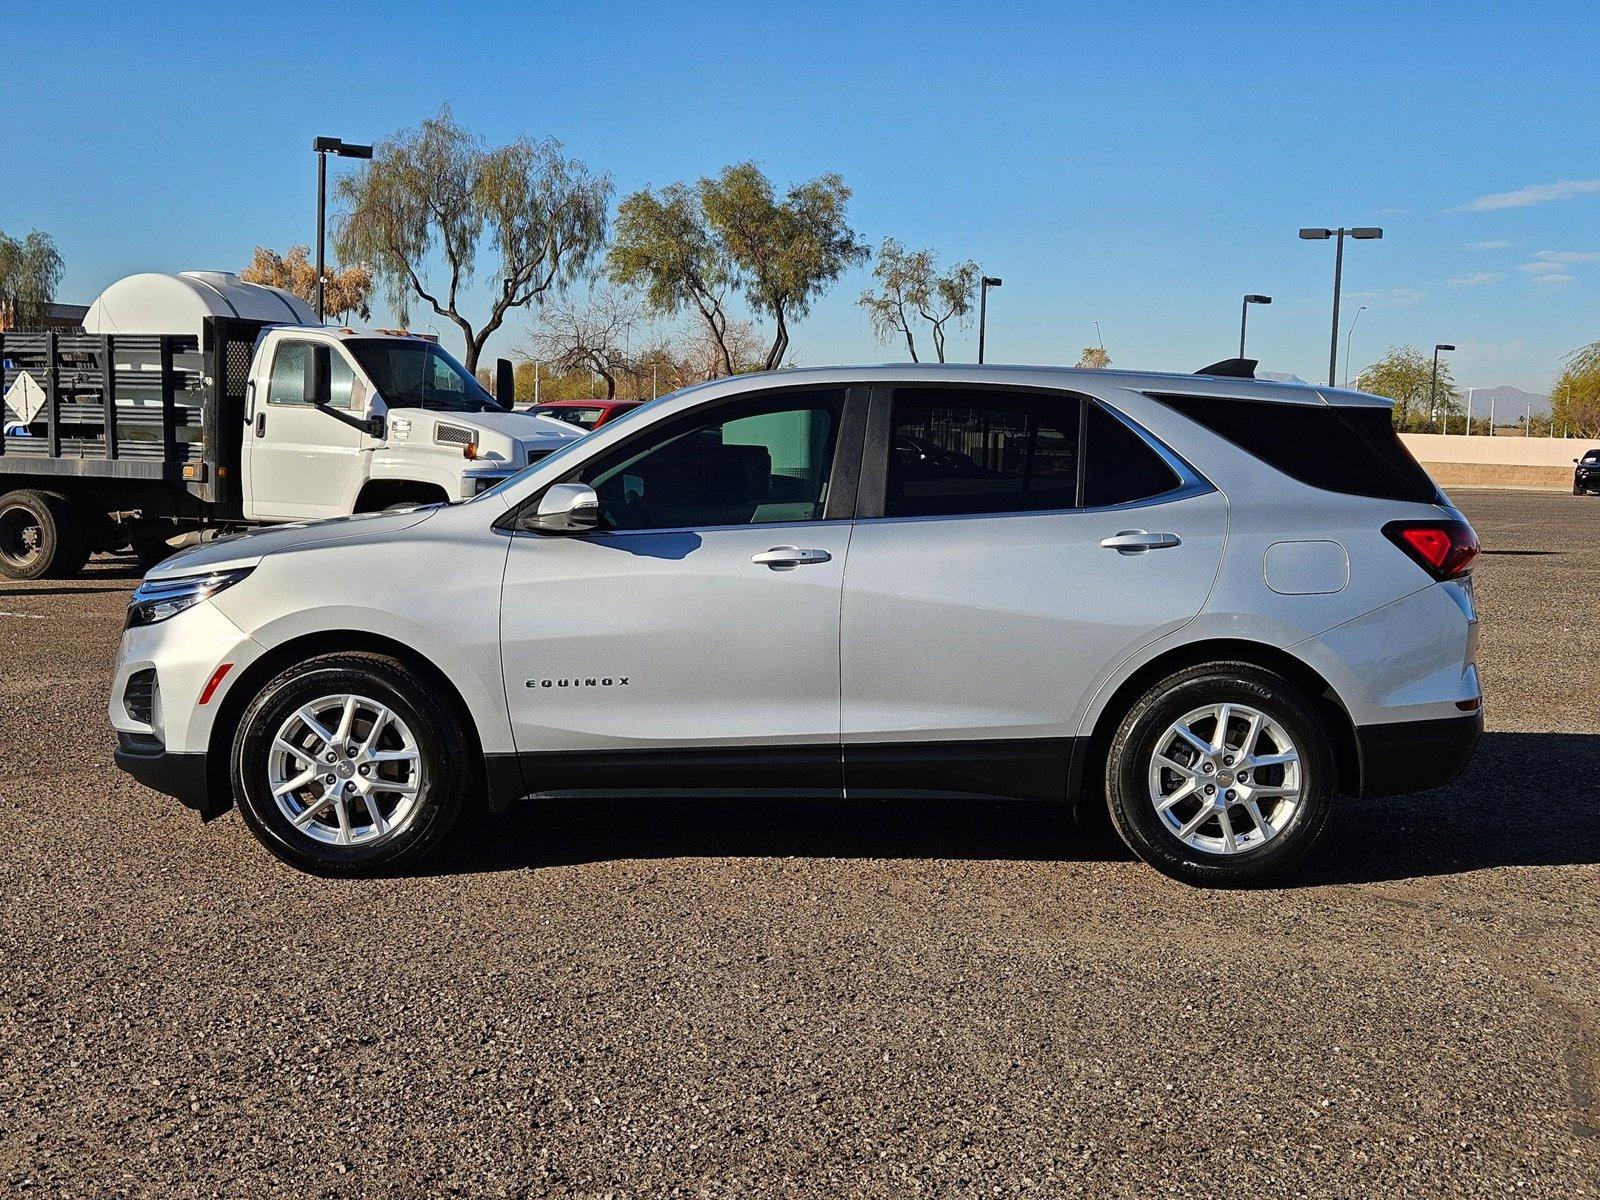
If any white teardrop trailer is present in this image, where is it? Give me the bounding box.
[0,271,582,578]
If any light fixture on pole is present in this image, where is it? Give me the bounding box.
[1430,343,1455,429]
[1299,226,1383,386]
[1343,304,1367,388]
[312,136,373,323]
[1239,294,1271,359]
[977,276,1002,364]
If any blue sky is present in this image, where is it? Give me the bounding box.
[7,0,1598,393]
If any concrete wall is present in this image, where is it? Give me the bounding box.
[1400,433,1593,492]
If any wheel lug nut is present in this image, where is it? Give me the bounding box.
[1202,762,1215,774]
[1224,789,1236,801]
[324,774,336,785]
[1237,771,1249,782]
[1223,755,1235,766]
[344,781,355,793]
[1205,784,1216,795]
[325,752,337,763]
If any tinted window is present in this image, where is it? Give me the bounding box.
[1584,450,1600,463]
[1083,404,1182,506]
[577,390,842,531]
[268,341,355,409]
[345,340,504,413]
[887,388,1081,517]
[1150,392,1440,503]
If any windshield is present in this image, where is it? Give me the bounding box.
[346,339,505,413]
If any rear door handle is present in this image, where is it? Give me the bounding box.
[1099,530,1181,554]
[255,412,267,438]
[752,546,832,569]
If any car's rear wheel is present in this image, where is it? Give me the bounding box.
[231,652,470,875]
[1105,663,1335,886]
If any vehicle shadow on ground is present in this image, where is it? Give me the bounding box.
[431,732,1599,882]
[432,794,1131,874]
[1283,731,1600,886]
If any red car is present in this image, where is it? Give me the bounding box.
[524,399,645,430]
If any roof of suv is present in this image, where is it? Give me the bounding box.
[687,363,1393,409]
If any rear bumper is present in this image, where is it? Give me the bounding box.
[1355,711,1483,799]
[114,733,224,819]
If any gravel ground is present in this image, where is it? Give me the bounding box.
[1,489,1596,1198]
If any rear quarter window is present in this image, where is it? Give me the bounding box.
[1147,392,1441,503]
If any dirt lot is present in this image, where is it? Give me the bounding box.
[2,489,1597,1198]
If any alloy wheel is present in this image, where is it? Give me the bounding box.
[1147,701,1303,856]
[267,693,424,846]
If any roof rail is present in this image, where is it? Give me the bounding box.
[1195,358,1257,379]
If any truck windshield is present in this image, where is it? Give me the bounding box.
[345,339,506,413]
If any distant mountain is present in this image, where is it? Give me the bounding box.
[1470,385,1549,422]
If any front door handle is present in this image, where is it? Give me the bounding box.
[1099,530,1181,554]
[752,546,832,569]
[255,412,267,438]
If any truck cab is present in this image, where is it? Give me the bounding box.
[0,271,582,578]
[242,326,581,521]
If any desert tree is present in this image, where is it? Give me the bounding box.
[698,162,869,371]
[1077,346,1111,368]
[521,289,647,400]
[859,238,979,363]
[0,229,64,330]
[609,182,740,378]
[1356,346,1462,431]
[335,105,611,372]
[1552,340,1600,439]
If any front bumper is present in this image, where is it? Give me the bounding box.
[114,733,219,817]
[1355,710,1483,798]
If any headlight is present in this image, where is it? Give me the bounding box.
[126,567,254,628]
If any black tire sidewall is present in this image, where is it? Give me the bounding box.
[232,656,467,876]
[0,490,77,581]
[1106,665,1334,887]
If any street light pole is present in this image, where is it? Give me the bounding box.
[1430,343,1455,430]
[312,136,373,323]
[1239,294,1271,359]
[1300,226,1383,387]
[977,276,1002,364]
[1343,304,1366,388]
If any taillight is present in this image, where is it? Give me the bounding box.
[1382,519,1479,580]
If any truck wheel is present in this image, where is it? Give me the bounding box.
[0,490,85,580]
[231,652,472,876]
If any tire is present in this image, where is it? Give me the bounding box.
[231,652,471,876]
[0,489,85,580]
[1104,662,1335,887]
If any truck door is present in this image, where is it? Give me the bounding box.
[243,338,369,522]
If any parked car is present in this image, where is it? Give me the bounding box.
[1575,448,1600,495]
[110,363,1483,886]
[523,399,645,430]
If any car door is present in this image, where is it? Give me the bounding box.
[840,383,1226,800]
[243,338,369,522]
[498,385,866,795]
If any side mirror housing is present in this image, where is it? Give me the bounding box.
[305,344,332,407]
[527,482,600,535]
[495,357,516,408]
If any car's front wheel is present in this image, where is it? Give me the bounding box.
[231,652,470,875]
[1105,663,1335,886]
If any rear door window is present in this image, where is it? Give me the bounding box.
[885,387,1081,517]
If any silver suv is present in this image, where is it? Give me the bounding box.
[110,364,1483,885]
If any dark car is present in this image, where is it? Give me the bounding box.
[1576,448,1600,495]
[524,399,645,431]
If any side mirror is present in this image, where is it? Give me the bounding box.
[527,482,600,535]
[306,344,332,407]
[495,357,516,408]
